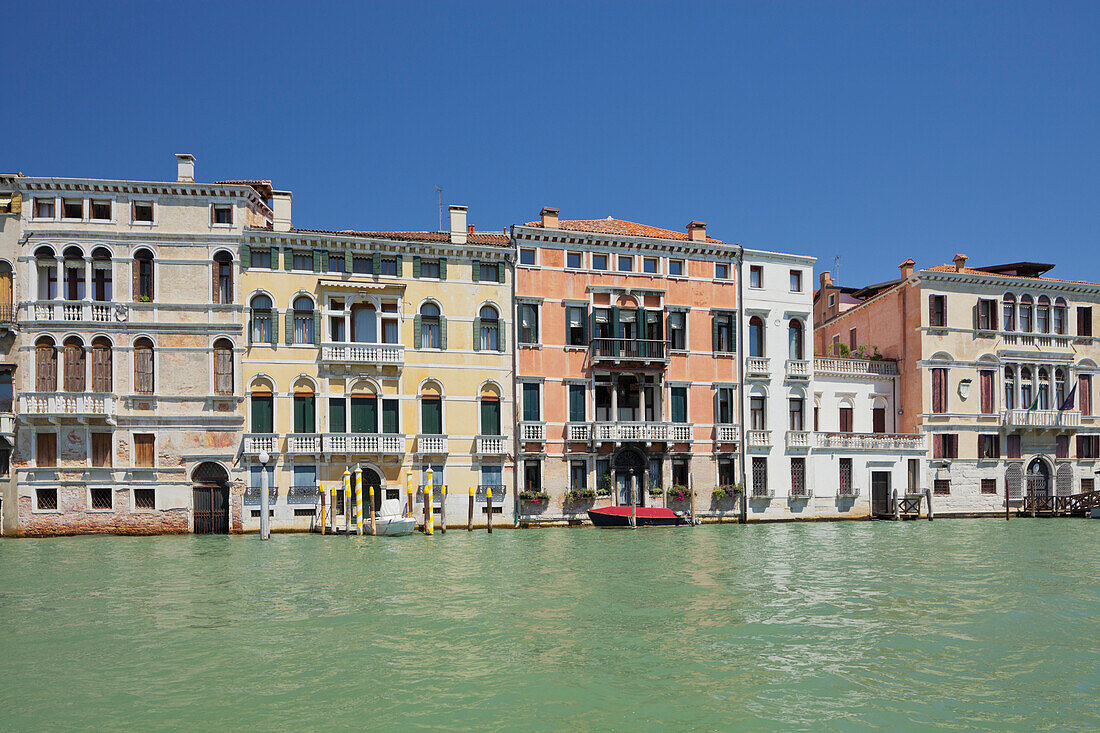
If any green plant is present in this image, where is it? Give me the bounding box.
[596,473,613,496]
[647,485,664,497]
[138,295,151,303]
[520,490,550,504]
[668,485,693,502]
[565,487,597,503]
[712,484,743,501]
[837,342,851,358]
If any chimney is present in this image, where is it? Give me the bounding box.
[540,206,559,229]
[952,253,968,272]
[688,221,707,242]
[820,271,833,290]
[899,258,915,279]
[467,224,475,234]
[449,205,468,244]
[271,190,292,232]
[175,153,195,183]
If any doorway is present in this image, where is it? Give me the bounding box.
[362,467,383,512]
[193,462,230,534]
[871,471,892,517]
[613,449,646,506]
[1026,458,1050,498]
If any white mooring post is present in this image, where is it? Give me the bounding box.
[259,450,271,540]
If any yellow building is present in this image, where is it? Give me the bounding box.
[240,200,514,530]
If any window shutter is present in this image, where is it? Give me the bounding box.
[991,302,998,331]
[313,250,323,273]
[285,309,294,345]
[270,309,279,344]
[412,256,421,278]
[582,306,589,344]
[497,320,505,352]
[92,345,112,392]
[131,259,140,301]
[439,258,447,280]
[373,252,381,275]
[497,262,505,283]
[712,314,719,351]
[413,315,422,349]
[472,317,481,351]
[313,311,321,346]
[396,254,403,275]
[929,294,936,326]
[472,259,480,282]
[281,248,291,271]
[973,302,980,330]
[440,316,448,350]
[241,244,251,269]
[345,251,353,273]
[212,260,220,304]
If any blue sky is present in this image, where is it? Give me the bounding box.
[5,1,1098,286]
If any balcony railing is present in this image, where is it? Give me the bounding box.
[813,432,926,451]
[592,421,670,442]
[324,433,405,454]
[319,342,404,367]
[0,305,13,325]
[476,435,509,455]
[785,359,811,379]
[745,357,770,377]
[30,300,124,323]
[589,338,669,364]
[715,424,739,443]
[19,392,115,419]
[476,484,506,501]
[789,484,813,499]
[566,422,590,441]
[1003,409,1081,429]
[813,356,899,376]
[838,486,861,498]
[287,434,322,453]
[417,435,448,454]
[243,433,278,455]
[520,422,546,442]
[747,429,771,448]
[668,423,693,442]
[751,485,775,499]
[0,412,14,437]
[786,430,811,448]
[1001,333,1073,349]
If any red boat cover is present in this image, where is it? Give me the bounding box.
[589,506,678,519]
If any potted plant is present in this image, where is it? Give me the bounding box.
[712,484,742,501]
[595,473,613,497]
[564,487,597,504]
[520,489,550,504]
[647,484,664,498]
[668,485,693,502]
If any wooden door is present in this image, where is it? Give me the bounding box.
[871,472,891,517]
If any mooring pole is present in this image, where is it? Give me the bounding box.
[486,486,493,533]
[925,487,933,521]
[440,485,447,534]
[343,467,353,535]
[424,468,434,535]
[688,474,696,524]
[630,471,637,528]
[467,485,475,531]
[406,473,414,517]
[319,482,326,535]
[354,464,364,536]
[369,485,376,536]
[1006,486,1011,521]
[259,450,271,540]
[892,488,900,521]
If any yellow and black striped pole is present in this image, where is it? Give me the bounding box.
[343,468,352,534]
[354,464,364,536]
[406,473,414,517]
[425,468,434,535]
[319,481,326,535]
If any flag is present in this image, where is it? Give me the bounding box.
[1028,393,1040,411]
[1059,383,1078,411]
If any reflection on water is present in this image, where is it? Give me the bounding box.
[0,520,1097,730]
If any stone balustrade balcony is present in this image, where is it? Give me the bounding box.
[319,342,404,369]
[20,392,115,422]
[1003,409,1080,429]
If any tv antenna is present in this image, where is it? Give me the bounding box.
[434,185,443,232]
[834,255,840,285]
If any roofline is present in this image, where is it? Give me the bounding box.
[513,223,741,256]
[0,174,272,214]
[918,267,1100,293]
[244,226,515,258]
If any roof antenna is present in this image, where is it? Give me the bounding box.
[834,255,840,285]
[434,185,443,232]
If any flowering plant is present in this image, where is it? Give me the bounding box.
[565,487,597,503]
[712,485,743,501]
[520,490,550,504]
[668,485,693,502]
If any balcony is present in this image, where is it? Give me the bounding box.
[319,342,404,369]
[19,392,115,421]
[813,356,898,377]
[242,433,278,455]
[0,305,13,329]
[416,435,448,454]
[838,486,861,498]
[814,432,926,451]
[668,423,693,443]
[750,485,775,499]
[746,429,771,448]
[30,300,125,323]
[324,433,405,454]
[1003,409,1080,429]
[589,338,670,366]
[592,421,670,443]
[745,357,770,377]
[0,412,13,440]
[476,435,509,455]
[520,422,546,442]
[786,430,811,449]
[287,434,322,453]
[565,422,590,442]
[789,485,813,499]
[785,359,811,380]
[715,424,739,444]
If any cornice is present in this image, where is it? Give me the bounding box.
[512,224,741,258]
[246,229,514,260]
[919,270,1100,294]
[2,176,272,214]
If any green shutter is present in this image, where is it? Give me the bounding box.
[329,398,346,433]
[241,244,251,269]
[481,400,501,435]
[285,309,294,345]
[610,307,619,354]
[439,258,447,280]
[439,316,447,350]
[382,399,399,434]
[473,317,481,351]
[731,316,737,352]
[422,399,442,435]
[497,261,505,283]
[351,397,378,433]
[270,309,279,344]
[472,259,481,282]
[582,305,589,344]
[412,256,421,278]
[313,311,321,346]
[294,395,316,433]
[523,383,540,421]
[671,388,687,423]
[284,248,293,271]
[373,252,381,275]
[712,314,719,352]
[396,254,402,275]
[413,315,422,349]
[637,308,646,339]
[569,385,585,422]
[313,250,323,272]
[251,395,273,432]
[344,251,353,273]
[497,320,505,352]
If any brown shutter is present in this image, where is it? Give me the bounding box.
[64,343,86,392]
[872,407,885,433]
[92,433,112,467]
[36,432,57,467]
[92,344,112,392]
[134,434,154,467]
[36,343,57,392]
[929,294,936,326]
[135,344,154,394]
[932,368,946,413]
[212,261,220,304]
[132,258,140,301]
[1081,375,1092,416]
[214,345,233,396]
[1007,434,1021,459]
[979,370,993,414]
[990,301,998,331]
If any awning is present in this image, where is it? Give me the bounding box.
[318,279,404,292]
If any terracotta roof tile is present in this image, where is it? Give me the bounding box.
[524,217,725,244]
[214,179,274,198]
[923,264,1097,285]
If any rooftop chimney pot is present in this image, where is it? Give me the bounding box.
[271,190,292,232]
[899,258,915,279]
[175,153,195,183]
[953,253,968,272]
[688,221,707,242]
[820,271,833,289]
[449,205,468,244]
[540,207,559,229]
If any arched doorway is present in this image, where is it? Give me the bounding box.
[1026,458,1050,499]
[613,449,646,506]
[193,462,230,534]
[362,467,383,512]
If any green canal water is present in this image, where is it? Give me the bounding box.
[0,520,1097,731]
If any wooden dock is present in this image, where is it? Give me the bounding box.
[1019,490,1100,517]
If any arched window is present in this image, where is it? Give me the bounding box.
[1055,368,1067,407]
[35,246,58,301]
[1002,293,1016,331]
[213,251,233,305]
[478,305,499,351]
[1019,295,1033,333]
[420,381,443,435]
[1053,298,1067,335]
[480,383,502,436]
[1020,366,1033,408]
[63,246,85,301]
[250,295,273,344]
[1037,367,1050,410]
[749,389,766,429]
[749,316,765,358]
[1037,295,1051,334]
[133,337,154,395]
[788,319,804,360]
[63,336,86,392]
[419,303,441,349]
[293,296,315,344]
[250,379,274,433]
[91,247,112,302]
[292,380,316,434]
[35,336,57,392]
[213,339,233,396]
[1004,366,1015,410]
[133,248,154,301]
[91,337,112,393]
[352,302,377,343]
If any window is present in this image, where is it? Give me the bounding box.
[292,390,319,434]
[933,434,958,459]
[980,370,995,414]
[1081,375,1092,416]
[134,434,155,467]
[63,337,86,392]
[250,390,274,432]
[568,384,586,422]
[90,199,111,220]
[748,316,765,357]
[718,456,736,487]
[1053,298,1067,335]
[326,252,343,273]
[134,488,155,510]
[91,248,112,301]
[668,312,686,350]
[133,337,154,394]
[480,397,501,436]
[839,458,852,494]
[872,406,886,433]
[566,305,587,346]
[381,303,399,345]
[717,387,735,424]
[352,255,371,274]
[420,258,440,278]
[213,252,233,304]
[831,334,840,355]
[712,312,735,353]
[131,201,154,223]
[90,488,113,510]
[420,395,443,435]
[252,248,272,269]
[1020,295,1033,332]
[519,248,536,266]
[749,265,762,288]
[133,248,154,301]
[669,259,684,276]
[1076,435,1099,459]
[212,204,233,225]
[672,457,689,488]
[789,398,804,430]
[35,197,55,219]
[848,328,859,350]
[91,337,112,393]
[35,247,58,300]
[291,251,312,271]
[523,460,542,492]
[36,432,57,467]
[250,295,274,344]
[1004,366,1016,410]
[379,257,398,276]
[981,479,997,495]
[62,198,84,219]
[1037,296,1050,333]
[36,488,58,510]
[908,459,920,491]
[518,303,539,344]
[670,386,687,424]
[213,339,233,396]
[617,255,633,273]
[788,320,804,360]
[478,262,498,281]
[642,257,658,274]
[1002,294,1016,331]
[478,305,500,351]
[934,479,951,495]
[522,382,541,421]
[978,434,1000,459]
[828,293,836,308]
[567,252,582,269]
[592,254,608,271]
[749,395,765,429]
[929,294,946,327]
[1007,434,1021,459]
[293,296,316,345]
[1057,435,1069,459]
[1078,307,1093,337]
[752,457,768,494]
[790,270,802,292]
[715,263,729,280]
[839,406,853,433]
[1021,366,1033,408]
[931,367,948,413]
[1083,478,1095,492]
[570,461,588,491]
[791,458,806,496]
